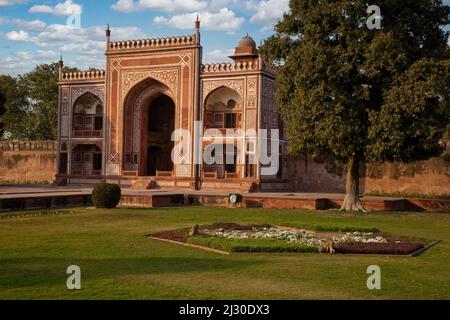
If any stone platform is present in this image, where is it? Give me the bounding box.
[0,185,449,213]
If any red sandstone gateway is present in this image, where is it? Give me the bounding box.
[55,20,287,192]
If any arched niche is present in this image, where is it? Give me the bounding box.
[71,144,102,176]
[204,86,242,129]
[72,93,103,137]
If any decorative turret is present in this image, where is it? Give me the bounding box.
[106,24,111,49]
[58,55,64,81]
[229,34,259,62]
[195,15,200,44]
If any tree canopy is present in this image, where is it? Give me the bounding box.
[260,0,450,210]
[0,62,79,141]
[0,90,5,139]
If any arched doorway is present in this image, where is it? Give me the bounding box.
[145,94,175,176]
[122,79,176,176]
[71,144,102,176]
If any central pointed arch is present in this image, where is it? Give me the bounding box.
[123,78,176,176]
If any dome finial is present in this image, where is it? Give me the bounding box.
[195,14,200,30]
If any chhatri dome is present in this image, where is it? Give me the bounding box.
[238,34,257,49]
[229,34,259,61]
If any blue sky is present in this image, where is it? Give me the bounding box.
[0,0,449,76]
[0,0,289,75]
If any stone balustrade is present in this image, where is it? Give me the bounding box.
[201,60,277,75]
[108,35,197,51]
[201,61,259,73]
[0,141,57,151]
[61,70,106,81]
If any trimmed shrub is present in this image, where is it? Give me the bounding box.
[92,183,121,209]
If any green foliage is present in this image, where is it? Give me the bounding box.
[0,90,5,138]
[187,236,318,253]
[92,183,122,209]
[17,63,60,140]
[260,0,450,164]
[0,63,79,141]
[0,75,30,140]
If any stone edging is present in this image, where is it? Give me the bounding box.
[147,236,230,255]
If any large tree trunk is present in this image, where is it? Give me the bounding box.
[340,158,367,212]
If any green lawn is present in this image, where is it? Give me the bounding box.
[0,206,449,300]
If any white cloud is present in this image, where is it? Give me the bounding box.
[154,8,245,32]
[1,22,147,74]
[249,0,289,24]
[12,19,47,31]
[204,48,234,62]
[142,0,207,11]
[16,50,58,60]
[0,49,60,75]
[6,30,30,41]
[29,0,83,17]
[0,0,27,6]
[20,24,146,48]
[111,0,136,12]
[208,0,237,10]
[28,5,53,14]
[112,0,208,13]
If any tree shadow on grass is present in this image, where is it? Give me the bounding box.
[0,256,265,290]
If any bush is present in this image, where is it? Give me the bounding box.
[92,183,121,209]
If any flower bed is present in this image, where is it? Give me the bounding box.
[334,242,424,255]
[187,237,317,253]
[149,223,428,255]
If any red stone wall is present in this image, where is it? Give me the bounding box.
[362,157,450,195]
[0,141,57,184]
[288,151,450,196]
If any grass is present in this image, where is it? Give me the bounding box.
[187,236,317,253]
[0,208,76,219]
[0,206,449,299]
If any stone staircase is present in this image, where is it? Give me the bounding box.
[131,178,157,190]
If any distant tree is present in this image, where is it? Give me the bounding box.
[261,0,450,211]
[0,63,80,141]
[0,75,30,140]
[18,63,60,140]
[0,90,5,139]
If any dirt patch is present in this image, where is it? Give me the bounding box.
[151,230,188,243]
[334,242,424,255]
[205,223,272,231]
